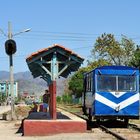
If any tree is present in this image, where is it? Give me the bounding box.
[0,92,7,104]
[68,33,137,98]
[121,35,135,65]
[87,58,111,69]
[68,67,89,98]
[68,59,110,98]
[130,46,140,69]
[92,33,135,66]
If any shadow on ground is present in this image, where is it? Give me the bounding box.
[87,119,129,130]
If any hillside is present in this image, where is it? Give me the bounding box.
[0,71,47,96]
[0,71,66,96]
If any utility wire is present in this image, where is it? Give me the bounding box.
[16,36,93,42]
[2,28,140,41]
[2,28,140,39]
[21,33,95,39]
[16,29,100,36]
[0,45,93,59]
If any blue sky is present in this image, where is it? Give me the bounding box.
[0,0,140,72]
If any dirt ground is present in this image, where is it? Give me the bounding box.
[0,120,106,140]
[0,105,102,140]
[1,105,139,140]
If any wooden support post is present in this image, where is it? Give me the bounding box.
[49,81,56,120]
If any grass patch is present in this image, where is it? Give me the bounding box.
[58,104,82,113]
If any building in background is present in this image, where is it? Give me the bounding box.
[0,81,18,97]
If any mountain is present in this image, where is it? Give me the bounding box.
[0,71,66,96]
[0,71,47,96]
[0,71,9,79]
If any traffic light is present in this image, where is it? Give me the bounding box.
[5,39,17,55]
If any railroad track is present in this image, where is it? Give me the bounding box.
[97,124,126,140]
[128,123,140,131]
[101,126,140,140]
[96,121,140,140]
[58,105,140,140]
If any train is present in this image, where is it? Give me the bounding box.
[82,65,140,125]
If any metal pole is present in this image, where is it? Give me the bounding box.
[8,21,16,120]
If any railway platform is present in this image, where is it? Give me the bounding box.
[23,108,86,136]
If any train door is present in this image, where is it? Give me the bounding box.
[82,72,94,117]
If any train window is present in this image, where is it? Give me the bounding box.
[87,74,91,91]
[118,76,136,91]
[97,75,116,91]
[89,73,92,91]
[85,73,93,92]
[86,74,89,91]
[97,75,137,92]
[88,73,90,91]
[90,72,93,91]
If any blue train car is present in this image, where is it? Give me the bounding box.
[82,66,139,123]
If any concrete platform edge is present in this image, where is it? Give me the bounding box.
[23,119,87,136]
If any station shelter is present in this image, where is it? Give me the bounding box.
[26,44,84,119]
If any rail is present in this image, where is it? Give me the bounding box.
[128,123,140,131]
[97,124,127,140]
[58,105,140,140]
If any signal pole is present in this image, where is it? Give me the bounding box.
[8,22,15,120]
[2,22,31,120]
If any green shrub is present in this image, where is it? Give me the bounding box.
[56,96,62,103]
[61,94,72,104]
